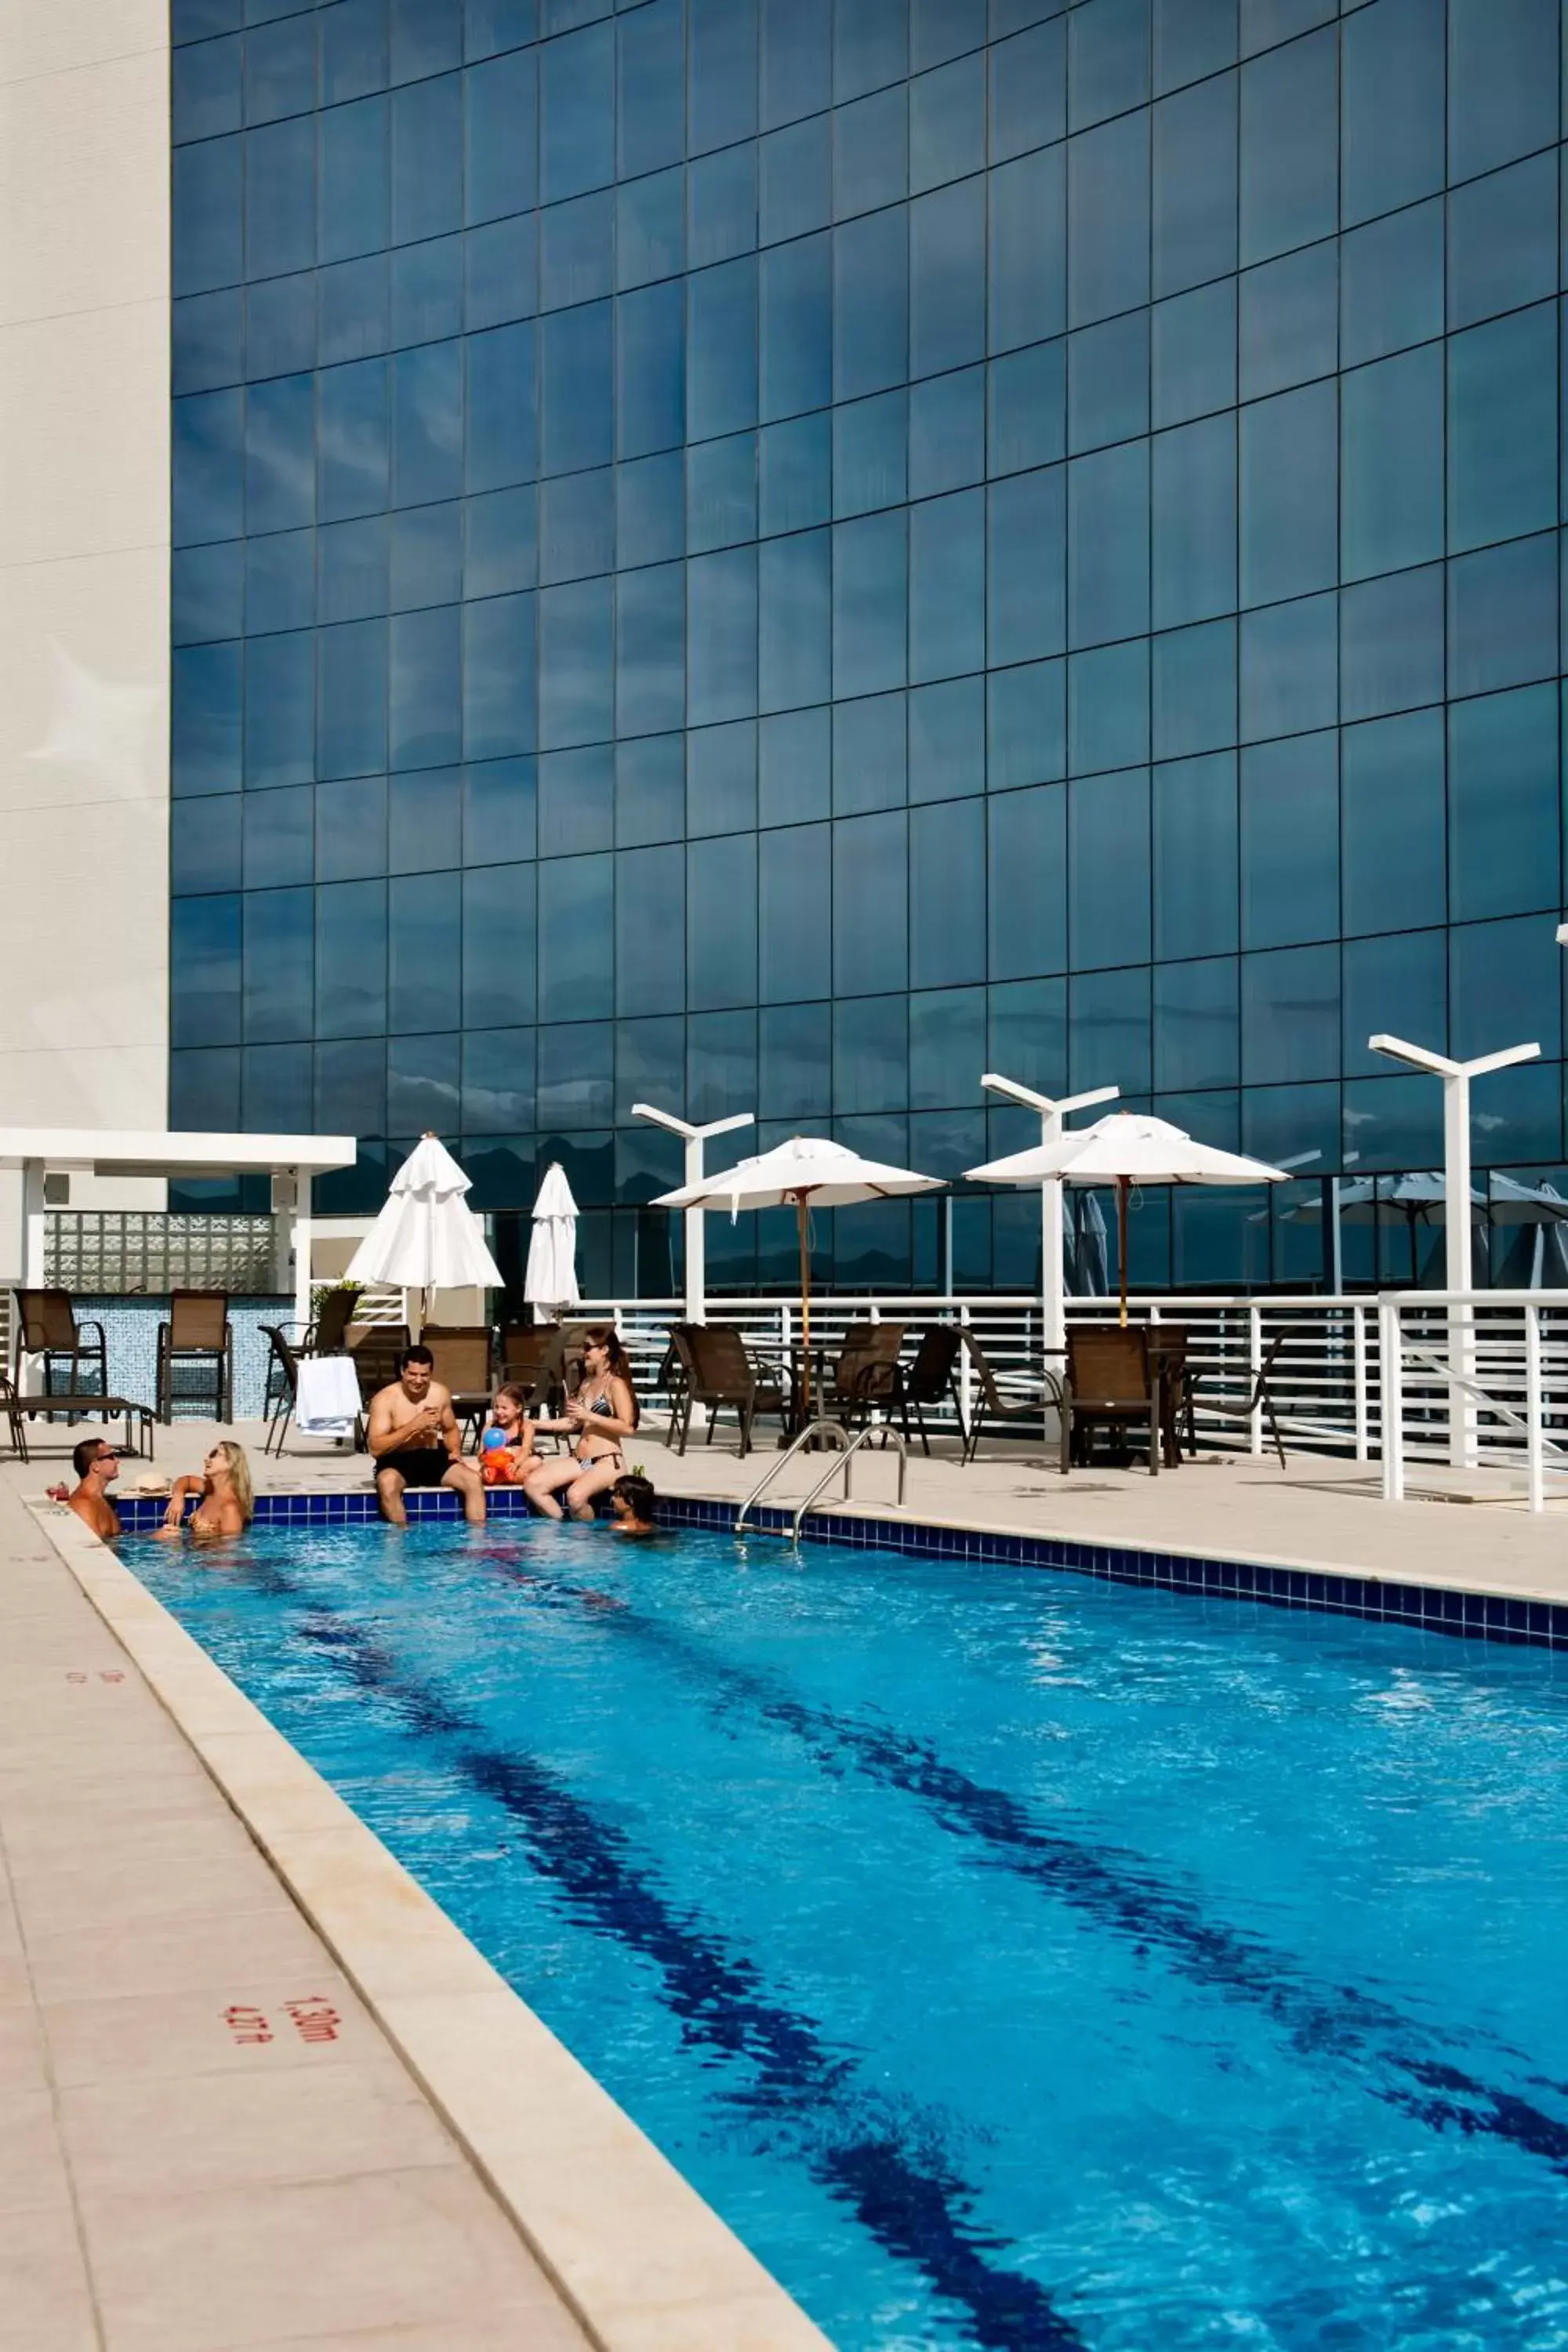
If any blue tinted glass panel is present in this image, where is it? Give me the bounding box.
[760,824,831,1000]
[1240,731,1338,950]
[911,53,985,191]
[1240,380,1335,607]
[244,886,314,1042]
[246,115,316,278]
[834,211,909,400]
[245,629,314,785]
[759,532,832,713]
[1152,415,1236,630]
[988,657,1065,789]
[463,864,536,1027]
[759,706,832,825]
[1071,766,1151,967]
[1239,26,1335,267]
[1448,683,1560,924]
[1340,566,1443,724]
[989,785,1065,978]
[1340,346,1443,583]
[988,467,1065,666]
[688,832,758,1007]
[833,512,908,696]
[910,178,985,378]
[172,896,242,1046]
[389,602,462,767]
[317,618,389,777]
[468,321,538,490]
[1446,303,1558,554]
[1068,442,1149,648]
[760,237,831,421]
[1153,750,1236,960]
[1449,0,1559,184]
[1152,71,1237,299]
[175,138,244,296]
[388,871,461,1032]
[1338,200,1443,370]
[1341,0,1443,229]
[466,49,538,223]
[832,811,907,993]
[1069,111,1149,329]
[173,643,244,794]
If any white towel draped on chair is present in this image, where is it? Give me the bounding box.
[295,1355,362,1438]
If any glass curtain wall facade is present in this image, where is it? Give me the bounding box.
[170,0,1568,1296]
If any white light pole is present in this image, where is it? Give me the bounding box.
[632,1104,753,1323]
[1368,1033,1541,1467]
[980,1076,1120,1353]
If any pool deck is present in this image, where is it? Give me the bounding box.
[2,1407,1564,2352]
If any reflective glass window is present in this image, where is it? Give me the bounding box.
[392,342,462,506]
[759,530,831,713]
[688,546,758,722]
[319,358,390,520]
[688,832,758,1007]
[467,49,537,224]
[321,0,388,105]
[245,15,315,123]
[910,178,986,378]
[172,896,242,1046]
[463,1029,532,1138]
[174,793,244,895]
[1342,930,1446,1080]
[389,601,462,768]
[989,20,1065,161]
[910,489,984,683]
[463,863,536,1026]
[989,466,1065,666]
[1448,152,1559,333]
[1070,0,1149,132]
[390,501,460,612]
[246,116,317,278]
[1067,313,1148,456]
[1152,415,1235,630]
[1152,619,1235,762]
[1070,641,1149,778]
[910,366,985,497]
[1070,964,1151,1094]
[617,0,684,180]
[541,467,615,583]
[1449,0,1559,185]
[247,272,315,379]
[1152,280,1235,430]
[1239,27,1335,267]
[1068,441,1149,649]
[1341,0,1444,229]
[175,388,244,546]
[835,0,908,103]
[1450,918,1563,1066]
[1241,944,1338,1083]
[834,996,909,1114]
[320,254,390,365]
[988,784,1066,977]
[909,675,984,802]
[616,452,684,570]
[834,209,909,400]
[909,987,985,1109]
[988,657,1066,790]
[833,692,906,816]
[244,886,314,1041]
[1340,346,1443,584]
[760,823,831,1000]
[316,773,387,881]
[1446,303,1558,554]
[176,34,242,142]
[245,374,315,534]
[174,542,245,646]
[1240,731,1337,950]
[541,303,612,475]
[175,290,244,396]
[688,258,759,441]
[466,0,538,58]
[833,811,907,994]
[315,878,387,1036]
[466,216,539,333]
[989,150,1064,352]
[1341,706,1446,938]
[833,511,908,696]
[1240,381,1335,608]
[542,192,613,312]
[760,413,831,535]
[245,629,314,785]
[316,617,389,777]
[1154,956,1239,1092]
[1071,766,1150,967]
[687,720,757,837]
[468,321,537,492]
[1153,750,1237,960]
[243,782,314,887]
[539,575,614,747]
[615,844,685,1015]
[689,147,758,274]
[1152,0,1237,94]
[1239,241,1334,404]
[760,1001,832,1116]
[834,393,906,521]
[1152,71,1237,299]
[1068,113,1148,328]
[616,281,685,460]
[1448,683,1560,924]
[759,237,831,424]
[539,742,613,856]
[1449,533,1559,702]
[761,0,830,126]
[835,85,909,220]
[463,755,535,866]
[689,0,757,154]
[538,851,612,1018]
[540,21,615,203]
[988,341,1065,478]
[173,643,244,794]
[1338,200,1443,371]
[390,234,463,350]
[1240,591,1336,743]
[465,590,537,759]
[1340,566,1443,724]
[760,706,832,825]
[387,1029,460,1131]
[617,169,684,292]
[174,136,243,296]
[911,53,985,191]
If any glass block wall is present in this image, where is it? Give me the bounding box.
[169,0,1568,1297]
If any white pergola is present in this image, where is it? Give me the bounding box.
[0,1129,357,1335]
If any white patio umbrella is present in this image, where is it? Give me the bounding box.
[967,1112,1288,1326]
[655,1135,944,1412]
[1286,1172,1485,1284]
[524,1162,580,1320]
[346,1133,503,1325]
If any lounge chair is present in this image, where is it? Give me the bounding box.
[826,1323,906,1432]
[420,1325,495,1447]
[258,1324,301,1457]
[1188,1331,1289,1466]
[0,1371,154,1463]
[889,1324,966,1455]
[14,1290,108,1404]
[958,1331,1069,1469]
[301,1286,361,1355]
[668,1323,790,1457]
[156,1292,233,1423]
[1065,1327,1161,1475]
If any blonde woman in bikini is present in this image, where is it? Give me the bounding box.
[158,1439,255,1541]
[523,1327,638,1522]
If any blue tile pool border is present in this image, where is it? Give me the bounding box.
[106,1487,1568,1653]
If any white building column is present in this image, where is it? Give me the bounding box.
[633,1104,754,1322]
[980,1077,1120,1352]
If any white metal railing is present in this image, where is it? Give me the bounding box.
[1378,1291,1568,1511]
[575,1293,1382,1461]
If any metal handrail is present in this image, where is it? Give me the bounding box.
[792,1423,907,1543]
[735,1419,851,1535]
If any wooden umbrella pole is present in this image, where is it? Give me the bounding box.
[1118,1177,1130,1327]
[797,1192,811,1415]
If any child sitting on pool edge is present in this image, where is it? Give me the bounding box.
[609,1472,656,1537]
[478,1383,539,1486]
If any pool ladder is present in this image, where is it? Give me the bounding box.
[735,1418,907,1543]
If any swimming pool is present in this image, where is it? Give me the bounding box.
[132,1516,1568,2351]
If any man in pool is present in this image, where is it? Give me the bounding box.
[367,1345,486,1527]
[64,1436,122,1539]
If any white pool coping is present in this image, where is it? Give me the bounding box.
[32,1501,834,2352]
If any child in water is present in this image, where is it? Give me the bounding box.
[609,1472,656,1537]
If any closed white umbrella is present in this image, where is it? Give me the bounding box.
[655,1134,944,1411]
[968,1112,1288,1325]
[346,1133,503,1323]
[525,1162,580,1320]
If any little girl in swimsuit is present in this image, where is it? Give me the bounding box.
[478,1383,539,1486]
[523,1327,638,1522]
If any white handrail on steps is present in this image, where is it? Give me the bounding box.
[735,1419,851,1535]
[733,1420,909,1537]
[791,1424,907,1543]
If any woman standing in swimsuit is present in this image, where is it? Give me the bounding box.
[523,1327,638,1522]
[157,1440,255,1541]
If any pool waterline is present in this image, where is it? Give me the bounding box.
[114,1506,1568,2351]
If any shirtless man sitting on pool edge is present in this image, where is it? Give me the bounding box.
[367,1345,486,1526]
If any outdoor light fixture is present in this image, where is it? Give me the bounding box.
[979,1076,1120,1352]
[632,1103,754,1324]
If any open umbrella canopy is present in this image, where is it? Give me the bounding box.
[1481,1172,1568,1227]
[655,1131,944,1214]
[524,1161,581,1312]
[655,1135,942,1411]
[346,1134,503,1292]
[967,1113,1287,1324]
[967,1112,1287,1191]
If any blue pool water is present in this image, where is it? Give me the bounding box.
[132,1519,1568,2350]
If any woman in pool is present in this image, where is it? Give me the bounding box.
[523,1327,639,1522]
[478,1382,539,1486]
[158,1439,254,1541]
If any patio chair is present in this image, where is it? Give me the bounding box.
[826,1323,907,1432]
[501,1321,564,1410]
[0,1370,154,1463]
[959,1331,1069,1471]
[14,1290,107,1403]
[155,1292,233,1424]
[301,1286,361,1356]
[258,1324,300,1457]
[668,1323,790,1457]
[1188,1332,1289,1467]
[889,1324,966,1456]
[420,1325,495,1447]
[347,1326,412,1447]
[1065,1327,1161,1475]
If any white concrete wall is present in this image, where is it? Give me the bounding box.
[0,1,170,1130]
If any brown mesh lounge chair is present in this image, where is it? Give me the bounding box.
[0,1371,154,1463]
[889,1324,966,1456]
[668,1323,790,1457]
[1065,1326,1162,1475]
[15,1290,107,1403]
[501,1321,564,1410]
[1189,1331,1289,1466]
[826,1323,907,1431]
[258,1324,301,1457]
[156,1292,233,1423]
[958,1331,1069,1469]
[420,1325,495,1447]
[301,1286,361,1355]
[347,1325,412,1447]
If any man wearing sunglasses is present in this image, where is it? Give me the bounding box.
[66,1436,122,1539]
